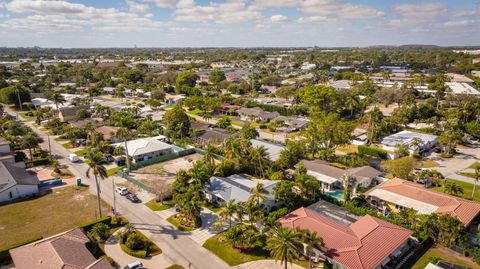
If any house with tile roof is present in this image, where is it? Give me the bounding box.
[10,228,114,269]
[279,202,414,269]
[365,177,480,227]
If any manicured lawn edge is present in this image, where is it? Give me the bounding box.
[74,149,90,156]
[106,166,124,177]
[146,199,175,211]
[166,214,196,232]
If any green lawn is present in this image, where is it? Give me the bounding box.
[432,179,480,202]
[336,144,359,154]
[106,166,124,177]
[204,202,221,213]
[166,214,196,232]
[412,246,480,269]
[232,121,245,127]
[0,186,110,249]
[74,149,90,156]
[61,142,74,149]
[469,163,480,170]
[203,231,308,267]
[145,199,175,211]
[54,137,67,142]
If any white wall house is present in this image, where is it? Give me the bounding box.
[112,136,173,163]
[0,162,39,203]
[380,130,438,159]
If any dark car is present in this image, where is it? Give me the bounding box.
[126,194,141,203]
[115,157,126,166]
[83,153,89,160]
[105,154,115,162]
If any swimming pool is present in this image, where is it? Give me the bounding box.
[326,191,344,201]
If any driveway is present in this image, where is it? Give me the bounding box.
[104,231,174,269]
[189,208,228,245]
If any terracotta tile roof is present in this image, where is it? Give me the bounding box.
[10,228,113,269]
[279,207,412,269]
[366,177,480,226]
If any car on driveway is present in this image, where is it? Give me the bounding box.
[115,187,128,196]
[126,193,141,203]
[124,261,144,269]
[105,154,115,162]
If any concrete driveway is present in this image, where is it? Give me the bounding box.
[104,231,175,269]
[189,208,228,245]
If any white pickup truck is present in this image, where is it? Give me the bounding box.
[69,154,80,162]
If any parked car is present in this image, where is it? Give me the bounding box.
[105,154,114,162]
[83,153,89,160]
[126,194,140,203]
[69,154,80,162]
[115,187,128,196]
[115,156,126,166]
[123,261,144,269]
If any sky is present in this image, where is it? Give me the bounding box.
[0,0,479,48]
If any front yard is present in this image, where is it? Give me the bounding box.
[0,186,110,249]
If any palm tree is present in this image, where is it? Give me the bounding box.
[48,92,66,113]
[266,227,304,269]
[249,182,268,206]
[444,181,464,196]
[472,168,480,199]
[248,146,270,178]
[85,149,108,218]
[219,199,236,229]
[301,230,323,268]
[116,127,131,171]
[341,174,357,203]
[20,133,41,160]
[203,143,216,167]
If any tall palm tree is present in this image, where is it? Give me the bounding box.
[341,174,357,204]
[48,92,66,113]
[20,133,41,160]
[85,149,108,218]
[116,127,131,171]
[219,199,236,229]
[472,168,480,199]
[266,227,304,269]
[203,143,216,167]
[301,230,323,268]
[248,146,270,178]
[249,182,268,206]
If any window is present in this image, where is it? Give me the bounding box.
[9,192,13,199]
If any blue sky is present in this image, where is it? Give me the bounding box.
[0,0,478,48]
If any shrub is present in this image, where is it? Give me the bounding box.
[120,243,147,258]
[125,233,145,250]
[79,216,112,232]
[89,223,110,241]
[28,157,51,166]
[0,236,43,263]
[358,145,388,159]
[265,208,289,227]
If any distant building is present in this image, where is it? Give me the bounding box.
[236,107,280,122]
[328,80,351,90]
[10,228,114,269]
[58,106,89,123]
[445,82,480,96]
[195,128,231,146]
[380,130,438,158]
[165,94,186,105]
[446,73,474,83]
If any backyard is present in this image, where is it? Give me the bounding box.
[412,246,480,269]
[0,186,110,249]
[432,179,480,202]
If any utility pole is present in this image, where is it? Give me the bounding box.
[47,134,52,161]
[112,176,117,214]
[16,88,23,111]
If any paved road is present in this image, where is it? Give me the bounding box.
[5,107,230,269]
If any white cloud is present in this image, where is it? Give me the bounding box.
[173,0,261,23]
[1,0,166,32]
[126,0,149,13]
[444,20,475,28]
[300,0,384,20]
[297,16,333,24]
[392,3,448,21]
[252,0,297,9]
[270,14,288,23]
[143,0,176,8]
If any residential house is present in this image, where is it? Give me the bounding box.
[206,174,278,210]
[279,201,414,269]
[365,177,480,228]
[236,107,280,123]
[302,160,383,193]
[165,93,186,105]
[58,105,90,123]
[102,87,115,94]
[380,130,438,159]
[112,136,173,163]
[0,137,17,164]
[445,82,480,96]
[328,80,352,91]
[10,228,114,269]
[0,161,39,203]
[351,128,368,145]
[446,73,475,83]
[195,128,231,146]
[273,116,309,132]
[251,139,284,162]
[96,125,120,143]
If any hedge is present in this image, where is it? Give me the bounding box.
[28,157,51,166]
[120,243,147,258]
[79,216,112,232]
[358,145,388,159]
[0,236,43,263]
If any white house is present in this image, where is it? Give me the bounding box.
[380,130,438,159]
[445,82,480,96]
[112,136,173,163]
[0,161,39,203]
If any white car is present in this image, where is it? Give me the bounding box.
[115,187,128,196]
[124,261,144,269]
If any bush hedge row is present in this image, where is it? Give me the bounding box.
[0,236,43,263]
[358,145,388,159]
[79,216,112,232]
[120,243,147,258]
